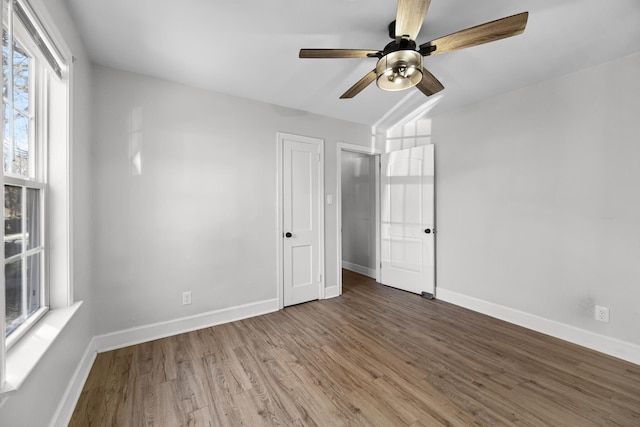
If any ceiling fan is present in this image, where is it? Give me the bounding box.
[299,0,528,99]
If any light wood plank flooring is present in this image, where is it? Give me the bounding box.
[70,270,640,426]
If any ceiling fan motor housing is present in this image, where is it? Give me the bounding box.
[376,49,423,91]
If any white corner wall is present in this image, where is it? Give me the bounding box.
[0,0,95,425]
[91,65,371,338]
[434,52,640,363]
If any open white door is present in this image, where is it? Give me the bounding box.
[380,145,435,296]
[282,134,323,306]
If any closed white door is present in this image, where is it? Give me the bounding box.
[283,135,321,306]
[380,145,435,296]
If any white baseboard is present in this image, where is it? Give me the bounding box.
[50,337,97,427]
[342,261,376,279]
[437,288,640,366]
[94,298,279,353]
[324,285,340,299]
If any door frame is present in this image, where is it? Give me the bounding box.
[336,142,382,296]
[276,132,325,309]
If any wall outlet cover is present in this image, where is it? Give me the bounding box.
[595,305,609,323]
[182,291,192,305]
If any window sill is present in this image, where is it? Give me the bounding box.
[0,301,83,398]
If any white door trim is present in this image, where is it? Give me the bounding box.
[336,142,382,297]
[276,132,325,309]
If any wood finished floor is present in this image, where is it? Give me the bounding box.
[70,270,640,426]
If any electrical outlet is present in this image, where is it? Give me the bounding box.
[182,291,192,305]
[595,305,609,323]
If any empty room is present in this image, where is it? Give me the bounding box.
[0,0,639,425]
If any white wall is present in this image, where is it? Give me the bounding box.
[91,65,371,336]
[434,52,640,351]
[0,0,95,425]
[341,151,376,276]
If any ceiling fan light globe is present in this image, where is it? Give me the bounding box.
[376,50,423,91]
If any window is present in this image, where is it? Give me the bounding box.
[0,0,71,393]
[2,0,64,349]
[3,17,46,346]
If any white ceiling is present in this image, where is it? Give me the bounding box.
[64,0,640,127]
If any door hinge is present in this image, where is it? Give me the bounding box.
[319,274,322,282]
[318,153,321,162]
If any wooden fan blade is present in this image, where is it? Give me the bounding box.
[340,70,377,99]
[299,49,379,59]
[395,0,431,41]
[416,67,444,96]
[419,12,528,56]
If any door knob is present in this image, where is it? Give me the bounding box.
[285,232,292,238]
[424,228,431,234]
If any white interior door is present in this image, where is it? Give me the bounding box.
[283,135,321,306]
[381,145,435,296]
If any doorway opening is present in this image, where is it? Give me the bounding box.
[337,143,382,296]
